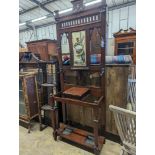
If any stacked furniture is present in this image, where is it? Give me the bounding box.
[19,52,60,128]
[50,0,106,154]
[27,39,57,61]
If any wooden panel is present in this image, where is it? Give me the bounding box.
[105,65,129,135]
[27,44,38,54]
[27,40,57,61]
[67,105,93,127]
[64,84,103,127]
[36,44,48,61]
[24,76,39,118]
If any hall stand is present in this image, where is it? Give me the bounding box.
[50,0,106,154]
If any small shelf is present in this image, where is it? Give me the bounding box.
[19,114,28,121]
[41,105,53,110]
[64,83,101,89]
[71,67,89,70]
[117,47,134,50]
[63,65,70,70]
[40,83,56,87]
[62,53,70,55]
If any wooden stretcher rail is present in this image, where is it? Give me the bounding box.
[53,92,104,108]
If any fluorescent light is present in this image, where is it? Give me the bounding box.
[85,0,102,6]
[59,8,73,14]
[19,22,26,26]
[31,16,47,23]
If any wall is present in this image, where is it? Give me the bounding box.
[19,24,57,47]
[106,4,136,56]
[19,4,136,55]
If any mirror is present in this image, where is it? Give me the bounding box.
[90,28,101,53]
[61,33,70,54]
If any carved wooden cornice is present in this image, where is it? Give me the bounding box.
[71,0,85,12]
[113,28,136,38]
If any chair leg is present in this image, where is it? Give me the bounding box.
[120,149,126,155]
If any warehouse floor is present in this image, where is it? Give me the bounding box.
[19,123,121,155]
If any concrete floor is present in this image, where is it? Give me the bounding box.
[19,123,121,155]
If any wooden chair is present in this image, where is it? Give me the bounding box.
[128,79,136,111]
[109,105,136,155]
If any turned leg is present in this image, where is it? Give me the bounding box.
[51,103,59,141]
[52,108,59,141]
[51,108,56,140]
[62,103,67,123]
[93,108,100,155]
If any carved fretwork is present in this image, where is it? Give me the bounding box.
[60,14,100,29]
[71,0,85,12]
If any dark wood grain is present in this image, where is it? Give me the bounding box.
[27,39,57,61]
[52,1,106,153]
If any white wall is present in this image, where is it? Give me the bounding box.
[106,4,136,56]
[19,24,57,47]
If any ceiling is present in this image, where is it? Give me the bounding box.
[19,0,136,31]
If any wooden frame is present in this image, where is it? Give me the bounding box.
[19,72,41,133]
[72,30,87,67]
[51,0,106,154]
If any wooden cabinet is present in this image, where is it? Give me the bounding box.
[114,28,136,64]
[19,72,41,132]
[27,39,57,61]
